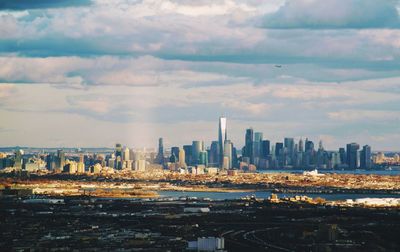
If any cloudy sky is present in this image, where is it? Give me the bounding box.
[0,0,400,151]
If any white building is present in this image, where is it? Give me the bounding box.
[188,237,225,251]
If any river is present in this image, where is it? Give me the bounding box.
[157,190,400,201]
[258,169,400,176]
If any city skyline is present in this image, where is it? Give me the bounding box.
[0,121,387,153]
[1,0,400,150]
[1,2,400,252]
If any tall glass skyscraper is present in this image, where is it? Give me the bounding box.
[245,128,254,164]
[218,117,227,167]
[346,143,360,169]
[223,140,232,169]
[192,140,204,165]
[155,138,164,164]
[360,145,371,169]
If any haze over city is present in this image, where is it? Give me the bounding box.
[0,0,400,150]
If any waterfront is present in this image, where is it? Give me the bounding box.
[259,169,400,176]
[158,190,400,201]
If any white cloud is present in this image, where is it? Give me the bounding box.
[0,0,400,150]
[263,0,400,29]
[328,110,400,122]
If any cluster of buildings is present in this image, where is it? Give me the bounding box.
[373,152,400,164]
[154,117,382,172]
[0,147,159,175]
[0,117,397,174]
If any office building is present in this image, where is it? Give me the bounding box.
[123,147,130,162]
[253,132,263,165]
[155,138,164,164]
[178,148,186,168]
[284,138,295,165]
[171,147,180,161]
[244,128,254,164]
[261,140,270,158]
[199,151,208,166]
[218,117,227,167]
[192,141,204,165]
[223,140,233,169]
[360,145,372,169]
[183,145,192,165]
[209,141,220,166]
[56,149,65,170]
[346,143,360,169]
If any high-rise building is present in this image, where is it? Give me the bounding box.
[183,145,192,165]
[346,143,360,169]
[232,146,238,168]
[123,147,130,162]
[223,140,233,169]
[360,145,372,169]
[178,148,186,168]
[261,140,270,159]
[155,138,164,164]
[339,148,346,164]
[209,141,220,166]
[171,147,180,161]
[275,142,284,167]
[192,141,204,165]
[199,151,208,166]
[245,128,254,163]
[284,138,295,165]
[275,142,284,157]
[299,138,304,152]
[57,149,65,170]
[115,143,122,157]
[218,117,227,167]
[115,143,123,169]
[305,139,314,152]
[331,152,341,168]
[13,149,23,170]
[253,132,263,164]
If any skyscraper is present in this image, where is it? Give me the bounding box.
[178,148,186,168]
[232,146,238,168]
[218,117,227,167]
[253,132,263,164]
[199,151,208,166]
[57,149,65,170]
[305,139,314,153]
[339,148,346,164]
[183,145,192,165]
[155,138,164,164]
[245,128,254,164]
[123,147,130,161]
[115,143,122,157]
[209,141,220,166]
[192,141,204,165]
[223,140,233,169]
[14,149,23,169]
[284,138,295,165]
[115,143,123,169]
[360,145,372,169]
[298,138,304,153]
[346,143,360,169]
[261,140,270,159]
[275,142,284,157]
[171,147,180,161]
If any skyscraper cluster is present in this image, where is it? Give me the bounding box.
[240,130,372,170]
[0,117,377,173]
[161,117,238,170]
[159,117,373,171]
